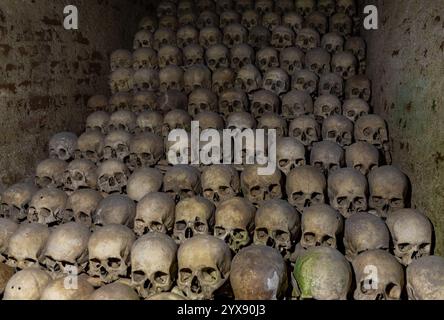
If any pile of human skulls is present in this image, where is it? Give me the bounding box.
[0,0,443,300]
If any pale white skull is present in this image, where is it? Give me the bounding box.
[256,46,280,73]
[296,28,320,52]
[257,112,287,137]
[103,130,132,162]
[131,233,178,298]
[1,183,38,222]
[110,49,132,71]
[197,10,219,29]
[322,115,354,147]
[177,235,231,300]
[109,68,134,94]
[133,30,154,50]
[199,27,222,49]
[97,160,130,195]
[223,23,248,48]
[406,256,444,300]
[291,69,318,96]
[3,268,51,300]
[159,65,184,92]
[128,133,164,171]
[108,110,137,133]
[75,130,105,164]
[211,67,235,96]
[353,250,404,300]
[345,141,380,176]
[248,26,271,50]
[386,209,432,266]
[314,94,342,124]
[49,132,78,161]
[276,137,306,176]
[262,12,281,31]
[86,111,110,134]
[132,48,158,70]
[39,222,90,277]
[109,92,132,112]
[241,10,260,30]
[310,141,345,176]
[354,114,389,151]
[321,32,345,54]
[5,223,50,270]
[213,197,255,252]
[132,92,158,114]
[88,224,135,284]
[87,95,108,113]
[188,88,218,116]
[332,51,357,80]
[368,166,409,219]
[205,44,230,72]
[67,189,103,229]
[127,168,163,202]
[139,16,158,33]
[40,275,94,300]
[154,28,177,50]
[345,75,371,102]
[163,165,201,203]
[241,165,283,206]
[218,89,249,118]
[305,11,328,35]
[135,192,175,236]
[342,98,370,122]
[173,196,215,244]
[63,159,98,192]
[183,44,205,67]
[282,12,304,34]
[305,47,331,76]
[250,90,280,119]
[28,188,68,225]
[344,212,390,261]
[220,10,241,29]
[330,12,353,37]
[279,46,304,75]
[319,72,344,97]
[286,165,326,211]
[254,199,300,259]
[271,26,295,50]
[230,44,254,71]
[35,159,67,189]
[300,204,342,250]
[328,168,368,218]
[184,64,212,94]
[202,165,239,205]
[288,115,320,149]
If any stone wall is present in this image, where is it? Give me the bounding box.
[0,0,155,186]
[361,0,444,255]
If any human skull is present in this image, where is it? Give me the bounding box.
[255,0,274,16]
[322,115,354,147]
[294,246,351,300]
[86,111,110,134]
[0,218,18,263]
[66,189,102,229]
[178,12,197,27]
[159,65,184,92]
[262,12,281,32]
[230,245,288,300]
[133,30,154,50]
[291,69,318,96]
[159,15,178,31]
[230,44,255,71]
[218,89,249,118]
[295,0,316,16]
[321,32,345,54]
[108,110,137,133]
[35,159,67,189]
[305,11,328,35]
[250,90,280,120]
[406,256,444,300]
[132,92,158,114]
[305,48,331,76]
[27,188,68,225]
[0,183,38,222]
[286,166,326,211]
[205,44,230,72]
[256,47,280,74]
[103,130,132,162]
[276,137,306,176]
[345,142,380,176]
[386,209,432,266]
[40,275,94,300]
[282,12,304,34]
[132,69,159,93]
[75,131,104,164]
[235,64,263,95]
[183,44,205,67]
[332,51,357,80]
[63,159,98,192]
[157,90,189,113]
[5,223,50,270]
[328,168,368,218]
[288,116,320,149]
[184,64,212,94]
[352,249,404,300]
[194,112,225,131]
[262,68,290,96]
[201,165,239,206]
[109,68,134,94]
[344,212,390,261]
[90,282,139,300]
[300,204,343,250]
[110,49,132,72]
[88,224,135,284]
[345,75,371,102]
[241,165,283,206]
[223,23,248,48]
[257,113,287,137]
[211,68,235,96]
[97,160,130,195]
[132,48,158,70]
[39,222,90,278]
[199,27,222,49]
[330,13,353,37]
[213,197,255,252]
[109,92,132,112]
[87,95,108,113]
[163,165,201,203]
[310,141,345,176]
[296,28,320,52]
[226,112,256,131]
[248,26,270,50]
[368,166,409,219]
[279,47,304,75]
[154,28,177,51]
[220,10,241,29]
[354,114,389,151]
[188,88,218,116]
[157,1,177,17]
[216,0,233,14]
[173,196,215,244]
[128,133,164,171]
[345,36,366,62]
[197,10,219,29]
[135,192,175,236]
[3,268,51,300]
[314,94,342,124]
[127,168,163,203]
[343,98,370,122]
[162,109,191,139]
[131,233,178,298]
[139,16,158,33]
[319,72,344,98]
[177,235,231,300]
[49,132,77,161]
[317,0,335,16]
[254,199,300,259]
[271,26,295,50]
[241,10,260,31]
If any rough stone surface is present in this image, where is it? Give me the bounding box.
[362,0,444,255]
[0,0,153,185]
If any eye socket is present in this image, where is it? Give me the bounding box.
[371,196,383,205]
[337,196,348,206]
[175,220,187,231]
[322,235,334,246]
[179,268,193,282]
[154,271,169,285]
[214,226,226,237]
[232,228,248,240]
[397,243,412,252]
[201,267,219,283]
[107,257,122,269]
[275,230,290,242]
[390,198,403,207]
[303,232,315,243]
[194,221,207,233]
[132,270,146,283]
